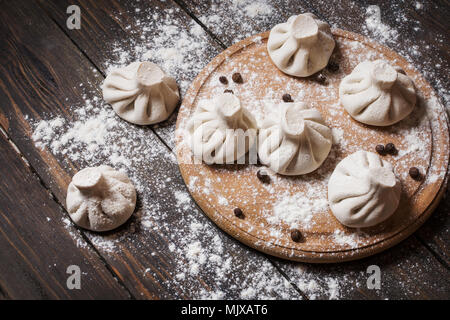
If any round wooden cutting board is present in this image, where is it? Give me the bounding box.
[175,29,449,263]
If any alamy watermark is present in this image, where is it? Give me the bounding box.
[66,5,81,30]
[366,265,381,290]
[66,265,81,290]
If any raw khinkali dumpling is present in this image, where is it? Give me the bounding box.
[187,92,257,164]
[66,166,136,232]
[102,61,179,125]
[267,13,335,77]
[328,151,401,228]
[339,60,417,126]
[258,102,332,175]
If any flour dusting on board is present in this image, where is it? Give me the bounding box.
[269,193,328,229]
[27,2,448,300]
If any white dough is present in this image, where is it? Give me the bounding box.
[102,61,179,125]
[339,60,416,126]
[267,13,335,77]
[66,166,136,232]
[258,102,332,175]
[187,93,257,164]
[328,151,401,228]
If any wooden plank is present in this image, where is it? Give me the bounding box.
[174,0,289,46]
[417,195,450,264]
[0,0,301,299]
[0,285,8,299]
[0,133,130,299]
[273,236,450,299]
[179,0,289,44]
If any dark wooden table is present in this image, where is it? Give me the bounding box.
[0,0,448,299]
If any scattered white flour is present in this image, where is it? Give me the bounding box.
[326,278,340,300]
[199,0,278,43]
[243,2,273,18]
[269,193,328,229]
[240,287,256,299]
[295,265,348,300]
[333,229,358,248]
[331,127,345,145]
[217,196,229,206]
[105,7,217,96]
[364,5,399,43]
[174,190,191,210]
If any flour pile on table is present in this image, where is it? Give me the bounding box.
[199,0,277,42]
[364,5,399,43]
[28,2,448,300]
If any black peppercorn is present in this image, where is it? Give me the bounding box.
[219,76,228,85]
[375,144,385,155]
[385,143,397,155]
[232,72,243,83]
[234,208,244,219]
[256,169,271,184]
[290,229,303,242]
[282,93,293,102]
[327,61,339,72]
[409,167,421,180]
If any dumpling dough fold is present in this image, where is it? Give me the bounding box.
[328,150,401,228]
[339,60,416,126]
[258,102,332,175]
[267,13,335,77]
[102,61,179,125]
[187,93,257,164]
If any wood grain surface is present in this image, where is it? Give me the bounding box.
[0,0,448,299]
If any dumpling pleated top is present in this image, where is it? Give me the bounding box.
[267,13,335,77]
[339,60,417,126]
[258,102,332,175]
[102,61,180,125]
